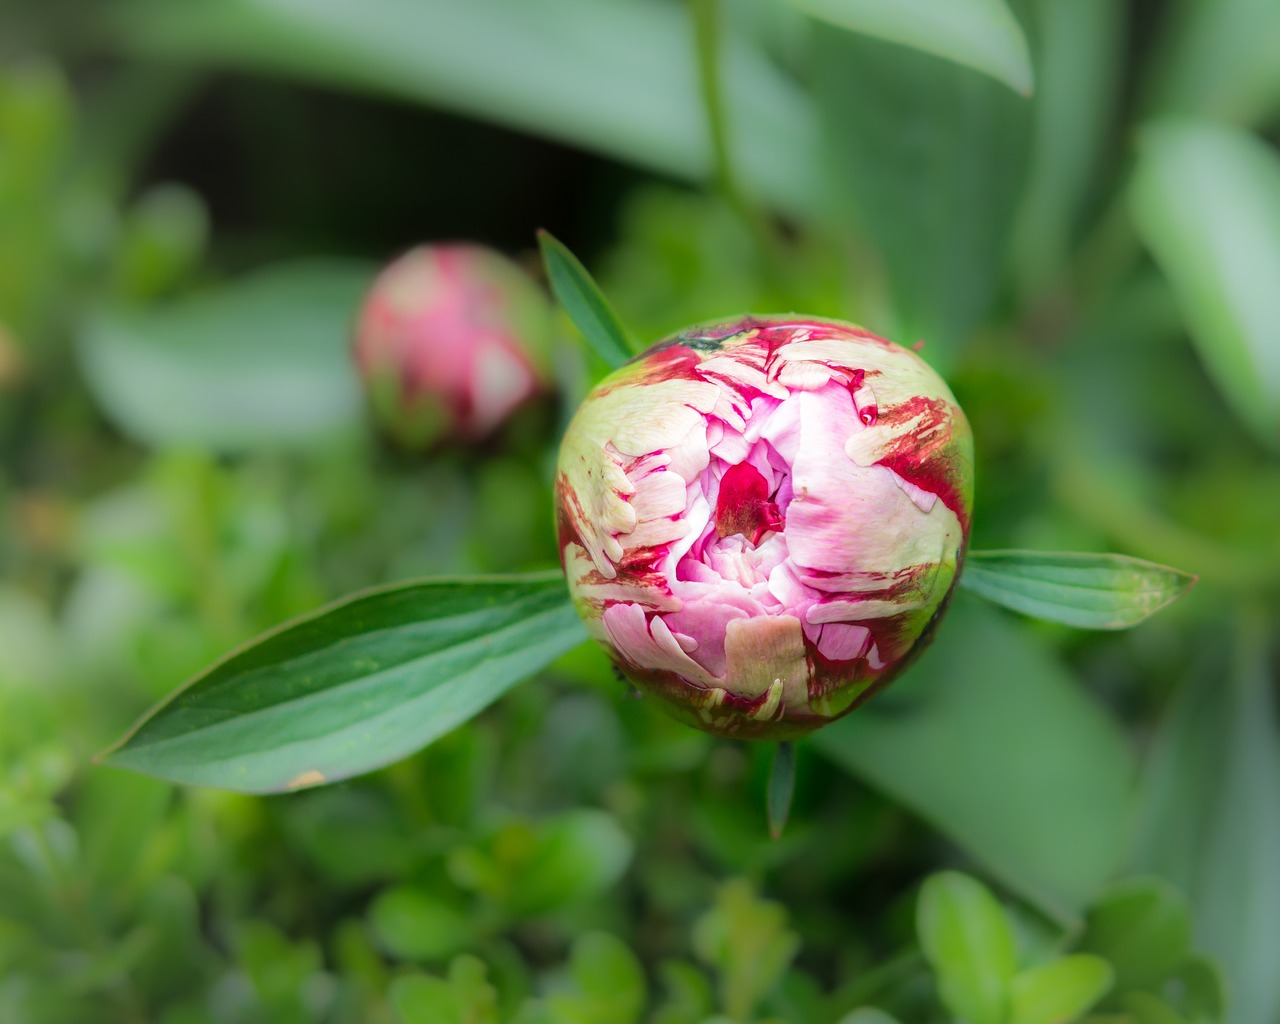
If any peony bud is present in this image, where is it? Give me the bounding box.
[555,316,973,740]
[353,244,551,447]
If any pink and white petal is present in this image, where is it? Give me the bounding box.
[660,600,750,677]
[563,543,680,615]
[602,603,716,686]
[786,387,959,590]
[758,397,802,465]
[710,425,751,465]
[814,622,872,662]
[775,359,837,391]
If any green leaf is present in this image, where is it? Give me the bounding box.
[766,741,796,841]
[1122,991,1190,1024]
[76,260,371,451]
[812,25,1032,359]
[99,572,587,792]
[959,550,1197,629]
[502,810,634,917]
[102,0,823,216]
[369,886,471,962]
[1131,616,1280,1024]
[1008,955,1114,1024]
[1010,0,1124,296]
[791,0,1032,95]
[1076,879,1191,993]
[916,872,1017,1024]
[693,879,799,1022]
[537,230,636,368]
[1147,0,1280,126]
[814,594,1133,923]
[1130,119,1280,449]
[549,932,647,1024]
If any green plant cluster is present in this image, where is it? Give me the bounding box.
[3,2,1280,1023]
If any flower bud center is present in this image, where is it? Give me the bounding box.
[713,461,784,546]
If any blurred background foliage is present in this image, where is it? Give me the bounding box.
[2,0,1279,1022]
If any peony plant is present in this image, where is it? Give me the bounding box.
[100,234,1195,818]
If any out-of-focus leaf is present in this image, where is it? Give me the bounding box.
[1123,991,1191,1024]
[450,810,633,918]
[815,595,1133,923]
[1131,617,1280,1024]
[77,261,370,451]
[369,887,471,962]
[960,550,1197,629]
[693,879,799,1022]
[1008,955,1113,1024]
[835,1011,904,1024]
[547,932,647,1024]
[103,0,822,216]
[1147,0,1280,126]
[538,231,635,367]
[1011,0,1123,295]
[1076,879,1190,993]
[503,810,633,917]
[812,26,1031,359]
[1130,120,1280,449]
[790,0,1032,95]
[99,573,587,792]
[916,872,1017,1024]
[390,956,499,1024]
[1190,624,1280,1024]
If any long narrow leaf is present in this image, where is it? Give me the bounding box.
[99,572,586,793]
[1130,119,1280,449]
[538,230,637,368]
[791,0,1033,96]
[960,550,1196,629]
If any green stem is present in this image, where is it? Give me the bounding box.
[690,0,787,295]
[691,0,740,208]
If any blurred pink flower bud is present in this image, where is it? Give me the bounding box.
[353,244,551,447]
[555,316,974,739]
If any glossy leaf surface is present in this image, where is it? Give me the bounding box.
[960,550,1197,629]
[101,573,586,792]
[538,230,636,368]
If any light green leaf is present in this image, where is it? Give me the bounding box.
[959,550,1197,629]
[99,572,587,792]
[1130,119,1280,449]
[791,0,1032,95]
[369,887,471,962]
[815,595,1133,923]
[1076,879,1191,993]
[103,0,822,216]
[538,230,636,367]
[1008,955,1113,1024]
[76,260,370,451]
[917,872,1017,1024]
